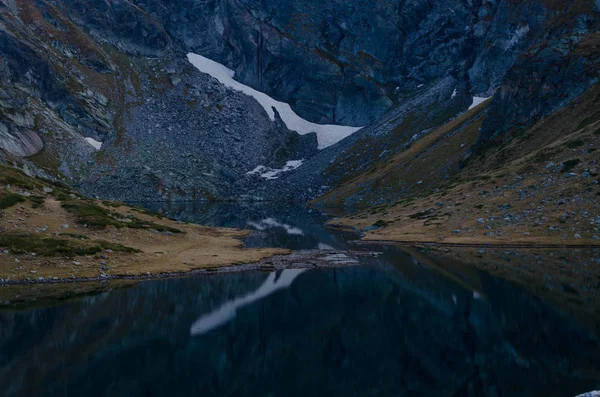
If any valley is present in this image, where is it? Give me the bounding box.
[1,0,600,395]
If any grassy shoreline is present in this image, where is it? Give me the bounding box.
[0,165,287,283]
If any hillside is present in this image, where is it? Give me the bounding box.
[317,83,600,245]
[0,165,285,283]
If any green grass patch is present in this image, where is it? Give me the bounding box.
[29,195,45,209]
[0,192,26,209]
[409,208,435,219]
[566,139,585,149]
[102,200,122,208]
[133,220,182,234]
[97,241,141,253]
[61,200,123,229]
[59,233,90,240]
[61,199,183,233]
[130,206,165,219]
[0,234,139,256]
[373,220,389,228]
[562,159,581,173]
[37,176,71,191]
[0,167,41,190]
[532,149,559,163]
[577,111,600,131]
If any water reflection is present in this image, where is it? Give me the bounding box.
[1,249,599,397]
[140,201,354,250]
[191,269,306,336]
[2,202,599,396]
[247,218,305,236]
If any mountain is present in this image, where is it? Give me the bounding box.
[0,0,598,211]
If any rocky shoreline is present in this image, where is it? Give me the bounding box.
[0,249,377,286]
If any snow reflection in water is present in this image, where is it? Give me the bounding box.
[246,218,304,236]
[190,269,306,336]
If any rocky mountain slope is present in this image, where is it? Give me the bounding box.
[271,0,600,202]
[0,0,598,205]
[0,0,316,201]
[318,80,600,244]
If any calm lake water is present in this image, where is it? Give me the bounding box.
[1,203,599,396]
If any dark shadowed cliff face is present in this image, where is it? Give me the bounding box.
[0,0,598,202]
[112,0,553,126]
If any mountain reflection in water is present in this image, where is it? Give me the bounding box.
[1,203,599,397]
[1,251,599,397]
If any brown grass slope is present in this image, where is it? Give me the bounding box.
[0,165,285,282]
[319,83,600,246]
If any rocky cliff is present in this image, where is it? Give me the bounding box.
[0,0,598,203]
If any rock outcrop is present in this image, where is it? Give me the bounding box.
[0,0,598,202]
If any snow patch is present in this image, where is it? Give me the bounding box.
[187,53,362,149]
[247,160,304,180]
[468,96,492,110]
[451,88,457,99]
[84,137,102,150]
[247,218,304,236]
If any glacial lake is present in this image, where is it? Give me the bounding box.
[1,202,599,396]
